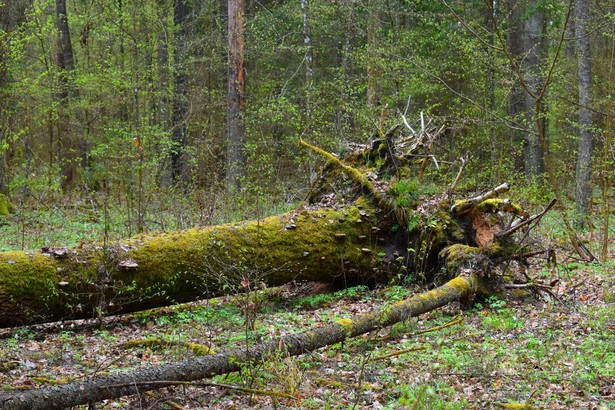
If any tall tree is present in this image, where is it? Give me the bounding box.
[226,0,246,191]
[55,0,81,190]
[505,0,526,172]
[521,2,546,177]
[0,2,12,195]
[574,0,593,224]
[171,0,190,182]
[301,0,313,116]
[366,0,381,109]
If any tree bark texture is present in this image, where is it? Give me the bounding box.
[55,0,83,190]
[574,0,593,222]
[301,0,313,114]
[226,0,246,190]
[0,275,479,410]
[171,0,190,181]
[505,0,526,172]
[0,3,10,196]
[522,2,546,178]
[55,0,76,77]
[366,0,381,108]
[0,201,386,327]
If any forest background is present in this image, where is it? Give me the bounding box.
[0,0,612,253]
[1,1,615,408]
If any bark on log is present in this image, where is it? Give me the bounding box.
[0,275,479,410]
[0,199,385,327]
[0,133,527,328]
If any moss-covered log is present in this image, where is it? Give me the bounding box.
[0,134,534,328]
[0,199,386,327]
[0,274,479,410]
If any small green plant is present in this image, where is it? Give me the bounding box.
[396,383,466,409]
[486,295,507,311]
[380,285,412,302]
[293,293,335,309]
[388,178,420,208]
[334,285,369,299]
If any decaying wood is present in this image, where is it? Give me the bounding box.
[0,123,537,328]
[448,156,467,196]
[450,182,511,216]
[0,202,384,327]
[0,119,555,409]
[0,275,479,410]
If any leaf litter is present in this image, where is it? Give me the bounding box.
[0,252,613,409]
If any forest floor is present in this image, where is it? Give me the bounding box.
[0,201,614,409]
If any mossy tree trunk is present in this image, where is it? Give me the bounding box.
[0,128,547,408]
[0,275,479,410]
[0,200,386,327]
[0,133,531,328]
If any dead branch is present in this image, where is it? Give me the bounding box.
[451,183,510,216]
[496,198,557,239]
[448,156,467,196]
[0,275,479,409]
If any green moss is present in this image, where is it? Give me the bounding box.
[473,199,501,213]
[439,243,502,276]
[459,199,527,218]
[451,199,470,213]
[336,318,355,333]
[0,194,16,217]
[0,252,66,318]
[446,276,475,294]
[378,142,387,155]
[0,202,386,325]
[117,201,385,296]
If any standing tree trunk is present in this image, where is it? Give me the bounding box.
[226,0,246,191]
[55,0,81,191]
[366,0,381,109]
[574,0,593,225]
[505,0,526,172]
[301,0,313,116]
[522,3,546,178]
[171,0,190,182]
[485,0,498,180]
[0,3,10,196]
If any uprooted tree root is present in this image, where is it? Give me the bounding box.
[0,119,560,408]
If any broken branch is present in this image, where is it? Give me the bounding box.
[451,183,510,216]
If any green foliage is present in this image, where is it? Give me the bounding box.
[388,178,421,208]
[396,382,467,409]
[290,285,369,310]
[388,178,442,212]
[0,0,601,224]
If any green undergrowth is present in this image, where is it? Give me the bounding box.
[0,192,300,252]
[288,285,370,310]
[2,260,613,409]
[387,178,438,208]
[1,197,614,408]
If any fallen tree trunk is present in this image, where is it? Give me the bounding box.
[0,200,385,327]
[0,123,533,327]
[0,274,479,410]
